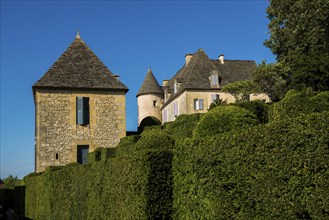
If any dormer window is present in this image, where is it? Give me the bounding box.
[209,70,220,87]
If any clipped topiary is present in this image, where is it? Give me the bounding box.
[269,89,329,121]
[138,116,162,133]
[135,131,174,151]
[193,105,258,138]
[165,113,202,140]
[234,100,269,124]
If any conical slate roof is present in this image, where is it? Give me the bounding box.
[33,34,128,92]
[136,68,163,97]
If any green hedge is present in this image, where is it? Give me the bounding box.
[269,90,329,121]
[234,100,269,124]
[24,131,174,220]
[164,113,202,140]
[193,105,259,138]
[173,112,329,219]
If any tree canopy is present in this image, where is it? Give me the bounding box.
[264,0,329,91]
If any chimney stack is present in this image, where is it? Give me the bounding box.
[114,74,120,80]
[185,54,193,65]
[162,80,169,87]
[218,54,224,64]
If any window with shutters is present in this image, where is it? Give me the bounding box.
[163,109,167,122]
[194,99,204,110]
[174,102,178,117]
[209,70,220,87]
[211,94,220,102]
[76,97,90,125]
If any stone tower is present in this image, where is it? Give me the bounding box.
[136,68,163,126]
[32,33,128,172]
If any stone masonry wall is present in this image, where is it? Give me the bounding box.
[36,92,74,172]
[35,90,126,172]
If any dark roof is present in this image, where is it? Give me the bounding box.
[136,68,163,97]
[33,35,128,92]
[162,49,256,107]
[214,60,256,86]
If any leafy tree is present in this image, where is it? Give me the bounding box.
[265,0,329,91]
[221,80,257,103]
[252,61,288,101]
[1,175,20,189]
[208,98,228,110]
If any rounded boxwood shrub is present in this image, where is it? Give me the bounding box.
[165,113,202,140]
[234,101,269,124]
[269,90,329,122]
[193,105,258,138]
[138,116,162,133]
[135,131,175,151]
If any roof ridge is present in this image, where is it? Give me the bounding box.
[33,36,128,91]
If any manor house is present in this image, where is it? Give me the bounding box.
[33,33,128,172]
[137,49,269,125]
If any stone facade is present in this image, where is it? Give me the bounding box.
[34,89,126,172]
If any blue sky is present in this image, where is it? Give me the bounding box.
[0,0,275,179]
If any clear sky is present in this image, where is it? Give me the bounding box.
[0,0,275,179]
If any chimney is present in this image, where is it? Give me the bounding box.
[218,54,224,64]
[114,74,120,80]
[162,80,169,87]
[185,54,193,65]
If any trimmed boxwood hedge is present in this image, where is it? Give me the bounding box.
[269,90,329,121]
[234,100,269,124]
[173,112,329,219]
[165,113,202,140]
[24,131,174,220]
[193,105,259,138]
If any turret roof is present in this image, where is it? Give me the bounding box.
[33,34,128,92]
[136,68,163,97]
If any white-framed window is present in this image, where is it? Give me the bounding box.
[163,109,167,122]
[174,80,178,94]
[76,97,90,125]
[153,100,157,107]
[194,99,204,110]
[209,70,219,87]
[211,94,220,102]
[174,102,178,116]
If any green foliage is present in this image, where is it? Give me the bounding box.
[265,0,329,90]
[221,80,257,103]
[252,61,288,101]
[269,90,329,121]
[24,131,174,220]
[1,175,21,189]
[208,98,228,110]
[138,116,162,133]
[135,131,174,151]
[173,112,329,219]
[193,105,259,138]
[165,114,202,140]
[234,100,269,124]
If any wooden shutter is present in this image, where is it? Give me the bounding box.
[199,99,204,110]
[174,102,178,116]
[211,74,219,86]
[77,97,90,125]
[77,97,84,125]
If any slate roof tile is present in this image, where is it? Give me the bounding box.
[33,35,128,92]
